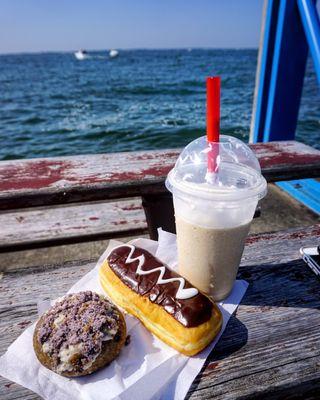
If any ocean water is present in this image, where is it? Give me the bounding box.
[0,49,319,160]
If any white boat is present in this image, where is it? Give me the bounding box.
[109,49,119,58]
[74,50,89,60]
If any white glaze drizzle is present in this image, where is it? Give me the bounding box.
[111,244,198,300]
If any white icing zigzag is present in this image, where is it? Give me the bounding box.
[112,244,198,300]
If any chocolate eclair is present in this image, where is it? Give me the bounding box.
[33,291,126,376]
[99,245,222,356]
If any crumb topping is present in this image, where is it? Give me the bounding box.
[37,291,120,373]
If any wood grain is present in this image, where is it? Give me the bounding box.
[0,200,260,252]
[1,224,320,399]
[0,141,319,210]
[0,199,147,252]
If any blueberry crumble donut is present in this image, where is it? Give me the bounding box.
[33,291,126,377]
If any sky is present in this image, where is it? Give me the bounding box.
[0,0,264,54]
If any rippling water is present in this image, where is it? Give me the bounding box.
[0,49,319,160]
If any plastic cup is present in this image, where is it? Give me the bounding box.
[166,135,267,301]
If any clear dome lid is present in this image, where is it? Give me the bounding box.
[166,135,267,202]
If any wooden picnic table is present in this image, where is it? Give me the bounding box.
[1,223,320,399]
[1,140,320,251]
[1,140,320,211]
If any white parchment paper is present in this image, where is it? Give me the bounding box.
[0,229,248,400]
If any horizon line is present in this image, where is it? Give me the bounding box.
[0,46,259,56]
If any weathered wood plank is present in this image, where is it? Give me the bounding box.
[0,199,147,252]
[0,224,320,399]
[0,201,260,252]
[253,141,320,181]
[0,141,319,210]
[187,224,320,399]
[0,384,39,400]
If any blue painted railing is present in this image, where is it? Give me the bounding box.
[251,0,320,215]
[298,0,320,84]
[250,0,320,143]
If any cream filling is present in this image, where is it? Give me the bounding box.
[43,330,117,372]
[41,303,118,372]
[56,343,84,373]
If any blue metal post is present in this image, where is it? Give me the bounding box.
[263,0,309,141]
[251,0,309,142]
[250,0,280,142]
[252,0,320,215]
[297,0,320,84]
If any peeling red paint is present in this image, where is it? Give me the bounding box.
[0,142,319,194]
[0,152,174,193]
[0,160,74,191]
[259,153,320,169]
[251,141,320,168]
[65,226,88,230]
[112,220,128,225]
[246,224,320,245]
[120,205,142,211]
[132,219,145,224]
[89,217,99,221]
[141,165,172,176]
[159,151,181,158]
[111,218,145,226]
[251,142,279,150]
[130,153,162,161]
[246,234,274,245]
[18,320,32,329]
[207,362,219,371]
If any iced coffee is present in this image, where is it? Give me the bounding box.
[166,135,267,301]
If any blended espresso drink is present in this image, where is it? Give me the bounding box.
[176,218,250,300]
[166,135,267,301]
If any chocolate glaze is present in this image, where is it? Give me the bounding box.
[107,246,213,327]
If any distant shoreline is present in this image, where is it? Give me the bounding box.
[0,47,259,57]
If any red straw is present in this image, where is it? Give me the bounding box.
[206,76,220,173]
